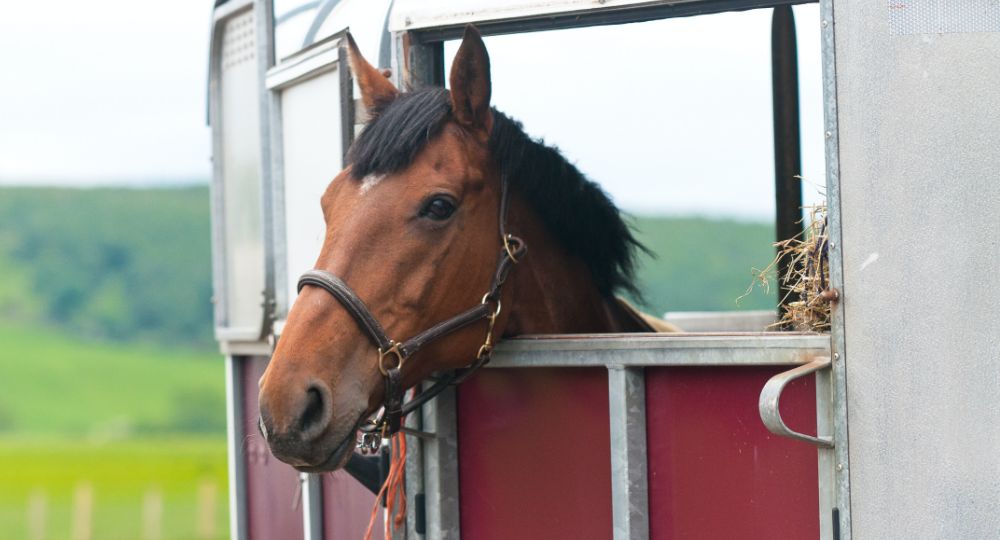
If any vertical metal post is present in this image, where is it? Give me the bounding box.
[608,367,649,540]
[771,6,804,315]
[225,356,248,540]
[405,391,425,538]
[420,390,461,539]
[819,0,852,536]
[300,474,323,540]
[394,31,450,539]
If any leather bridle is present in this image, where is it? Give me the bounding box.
[296,175,526,452]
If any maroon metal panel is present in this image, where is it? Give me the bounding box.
[645,366,819,539]
[241,356,305,540]
[322,471,384,539]
[457,368,613,540]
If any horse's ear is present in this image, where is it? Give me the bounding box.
[449,25,492,135]
[345,32,399,113]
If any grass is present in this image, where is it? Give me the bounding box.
[0,324,228,539]
[0,324,223,436]
[0,436,228,540]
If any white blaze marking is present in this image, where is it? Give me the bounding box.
[359,174,385,195]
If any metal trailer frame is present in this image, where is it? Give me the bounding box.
[209,0,842,537]
[211,0,1000,538]
[387,2,847,539]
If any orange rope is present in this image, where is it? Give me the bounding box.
[363,431,408,540]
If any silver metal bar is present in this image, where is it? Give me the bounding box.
[225,356,248,540]
[405,384,425,538]
[491,333,829,368]
[815,355,835,540]
[300,473,323,540]
[421,388,460,539]
[819,0,852,536]
[608,367,649,540]
[255,0,278,342]
[759,357,833,448]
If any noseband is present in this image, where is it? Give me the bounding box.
[296,175,526,451]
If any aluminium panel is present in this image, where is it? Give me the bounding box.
[271,57,346,315]
[833,1,1000,537]
[214,7,269,337]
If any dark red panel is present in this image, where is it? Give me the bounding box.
[645,366,819,540]
[241,356,305,540]
[457,368,613,540]
[322,471,383,539]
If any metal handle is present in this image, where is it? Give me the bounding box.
[759,356,834,448]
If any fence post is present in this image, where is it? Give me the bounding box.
[197,480,218,539]
[27,490,46,540]
[141,489,163,540]
[71,483,93,540]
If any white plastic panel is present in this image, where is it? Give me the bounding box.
[276,66,345,313]
[390,0,696,31]
[833,1,1000,537]
[220,9,267,334]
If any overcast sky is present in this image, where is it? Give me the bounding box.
[0,2,824,219]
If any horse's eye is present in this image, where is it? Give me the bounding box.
[420,196,457,221]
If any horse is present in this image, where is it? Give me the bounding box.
[257,26,671,472]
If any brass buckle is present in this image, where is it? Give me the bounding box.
[378,341,405,376]
[503,234,521,263]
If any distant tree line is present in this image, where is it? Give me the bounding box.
[0,186,214,348]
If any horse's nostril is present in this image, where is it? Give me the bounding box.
[299,385,330,439]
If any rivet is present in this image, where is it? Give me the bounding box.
[825,131,833,139]
[833,352,840,361]
[822,20,829,27]
[837,463,844,471]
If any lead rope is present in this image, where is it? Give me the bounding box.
[364,397,410,540]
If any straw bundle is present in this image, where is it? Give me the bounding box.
[740,203,832,332]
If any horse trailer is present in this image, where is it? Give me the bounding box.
[207,1,1000,538]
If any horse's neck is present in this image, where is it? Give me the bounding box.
[504,203,646,335]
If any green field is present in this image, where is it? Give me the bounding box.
[0,325,224,436]
[0,324,228,539]
[0,437,228,540]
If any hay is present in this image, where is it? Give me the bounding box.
[739,203,832,332]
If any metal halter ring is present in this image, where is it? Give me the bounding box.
[503,234,521,263]
[378,341,405,376]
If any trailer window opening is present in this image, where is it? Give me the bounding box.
[443,5,826,320]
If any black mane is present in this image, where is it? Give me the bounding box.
[348,87,644,298]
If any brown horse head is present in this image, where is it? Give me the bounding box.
[258,26,651,471]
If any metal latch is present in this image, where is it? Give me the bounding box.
[758,357,834,448]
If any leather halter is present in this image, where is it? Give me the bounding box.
[296,175,526,449]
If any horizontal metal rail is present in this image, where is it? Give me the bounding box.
[404,0,817,43]
[490,332,829,368]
